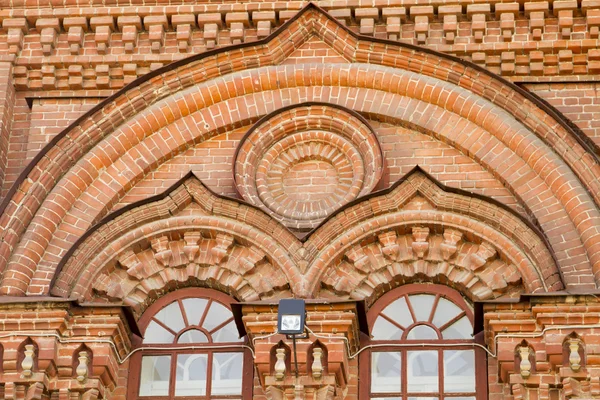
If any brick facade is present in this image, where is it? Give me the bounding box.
[0,2,598,399]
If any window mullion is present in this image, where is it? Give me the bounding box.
[206,350,214,398]
[439,348,444,400]
[168,351,177,399]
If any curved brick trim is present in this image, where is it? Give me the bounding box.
[1,5,599,296]
[51,175,302,301]
[305,169,563,298]
[4,70,595,296]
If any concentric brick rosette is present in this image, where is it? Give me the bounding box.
[234,103,384,230]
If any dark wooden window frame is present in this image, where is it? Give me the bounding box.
[127,288,253,400]
[359,284,488,400]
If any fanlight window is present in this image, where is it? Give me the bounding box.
[365,285,481,400]
[131,289,249,399]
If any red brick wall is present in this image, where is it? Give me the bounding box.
[525,82,600,148]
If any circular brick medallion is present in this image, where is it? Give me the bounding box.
[234,104,383,230]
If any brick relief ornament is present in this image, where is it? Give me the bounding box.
[234,103,384,232]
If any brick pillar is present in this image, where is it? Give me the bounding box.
[238,300,365,399]
[0,61,15,199]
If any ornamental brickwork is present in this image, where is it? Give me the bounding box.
[0,2,598,399]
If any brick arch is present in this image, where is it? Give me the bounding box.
[50,174,302,303]
[2,67,595,296]
[0,4,599,296]
[306,169,563,299]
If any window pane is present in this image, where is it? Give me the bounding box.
[371,352,401,393]
[444,350,475,393]
[154,301,186,332]
[203,302,231,331]
[407,350,438,393]
[213,320,242,342]
[408,398,438,400]
[372,317,403,341]
[177,329,208,344]
[144,320,175,344]
[182,298,209,326]
[442,316,473,339]
[406,325,439,340]
[212,353,244,395]
[139,355,171,396]
[381,296,413,327]
[449,398,476,400]
[408,294,436,322]
[175,354,208,396]
[432,298,462,328]
[371,398,402,400]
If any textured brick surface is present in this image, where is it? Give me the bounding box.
[0,3,598,399]
[526,82,600,147]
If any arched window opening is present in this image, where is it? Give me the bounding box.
[362,284,486,400]
[128,288,251,399]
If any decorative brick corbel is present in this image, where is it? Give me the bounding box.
[238,246,266,274]
[67,65,83,89]
[553,0,578,39]
[345,244,372,273]
[495,3,519,42]
[144,15,169,53]
[123,63,138,85]
[117,16,142,54]
[328,9,352,26]
[410,6,433,44]
[95,64,110,89]
[588,49,600,74]
[586,8,600,38]
[378,230,399,260]
[382,7,406,40]
[470,241,497,270]
[117,249,145,279]
[36,18,60,56]
[558,50,574,74]
[524,2,549,40]
[151,235,173,266]
[467,4,490,43]
[439,5,461,44]
[90,16,115,54]
[172,14,196,53]
[500,51,516,75]
[3,18,28,55]
[41,65,56,90]
[253,11,276,39]
[411,227,430,258]
[13,66,28,90]
[440,229,463,260]
[211,233,234,263]
[225,12,249,45]
[355,8,379,36]
[63,17,88,55]
[530,51,545,75]
[198,13,223,49]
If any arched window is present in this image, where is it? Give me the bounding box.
[360,284,486,400]
[128,288,252,399]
